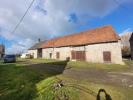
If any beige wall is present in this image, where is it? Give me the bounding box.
[53,47,71,60]
[42,48,53,59]
[85,42,123,64]
[42,47,71,60]
[28,50,37,58]
[42,42,124,65]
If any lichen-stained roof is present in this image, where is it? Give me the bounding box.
[42,25,120,48]
[29,41,47,50]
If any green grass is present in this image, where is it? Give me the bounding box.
[68,61,129,71]
[0,61,79,100]
[0,59,133,100]
[0,62,43,100]
[29,58,129,71]
[58,76,133,100]
[29,58,59,63]
[35,77,79,100]
[80,81,133,100]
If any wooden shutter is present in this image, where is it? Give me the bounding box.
[103,51,111,62]
[56,52,60,59]
[71,51,76,59]
[76,51,86,61]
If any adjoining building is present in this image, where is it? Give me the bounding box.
[0,44,5,59]
[28,41,47,58]
[40,25,123,64]
[129,33,133,60]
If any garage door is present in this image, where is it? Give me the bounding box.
[71,51,86,61]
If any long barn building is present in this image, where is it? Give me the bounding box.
[29,25,124,64]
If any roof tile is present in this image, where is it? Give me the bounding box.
[42,25,120,48]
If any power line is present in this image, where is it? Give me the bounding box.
[11,0,36,34]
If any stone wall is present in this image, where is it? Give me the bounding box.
[42,42,124,65]
[42,47,71,60]
[85,42,123,64]
[28,50,37,58]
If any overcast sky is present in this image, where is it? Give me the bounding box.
[0,0,133,54]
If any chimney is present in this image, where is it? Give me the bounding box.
[38,38,41,42]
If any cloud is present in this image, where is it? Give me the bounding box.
[6,38,35,54]
[0,0,132,54]
[119,28,133,36]
[0,29,16,40]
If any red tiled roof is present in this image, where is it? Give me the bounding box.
[42,25,120,48]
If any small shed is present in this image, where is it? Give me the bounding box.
[129,33,133,60]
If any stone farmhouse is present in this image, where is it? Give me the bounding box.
[29,25,124,64]
[130,33,133,60]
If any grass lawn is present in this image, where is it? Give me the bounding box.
[68,61,128,70]
[0,62,43,100]
[0,61,79,100]
[0,59,133,100]
[29,58,129,71]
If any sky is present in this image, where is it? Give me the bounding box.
[0,0,133,54]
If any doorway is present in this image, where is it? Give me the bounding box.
[103,51,111,63]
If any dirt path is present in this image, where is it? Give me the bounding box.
[63,67,133,87]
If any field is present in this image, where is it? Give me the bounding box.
[0,59,133,100]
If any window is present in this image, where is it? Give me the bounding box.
[49,53,52,59]
[103,51,111,62]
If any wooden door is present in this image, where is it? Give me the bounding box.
[76,51,86,61]
[37,49,42,58]
[103,51,111,62]
[71,51,86,61]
